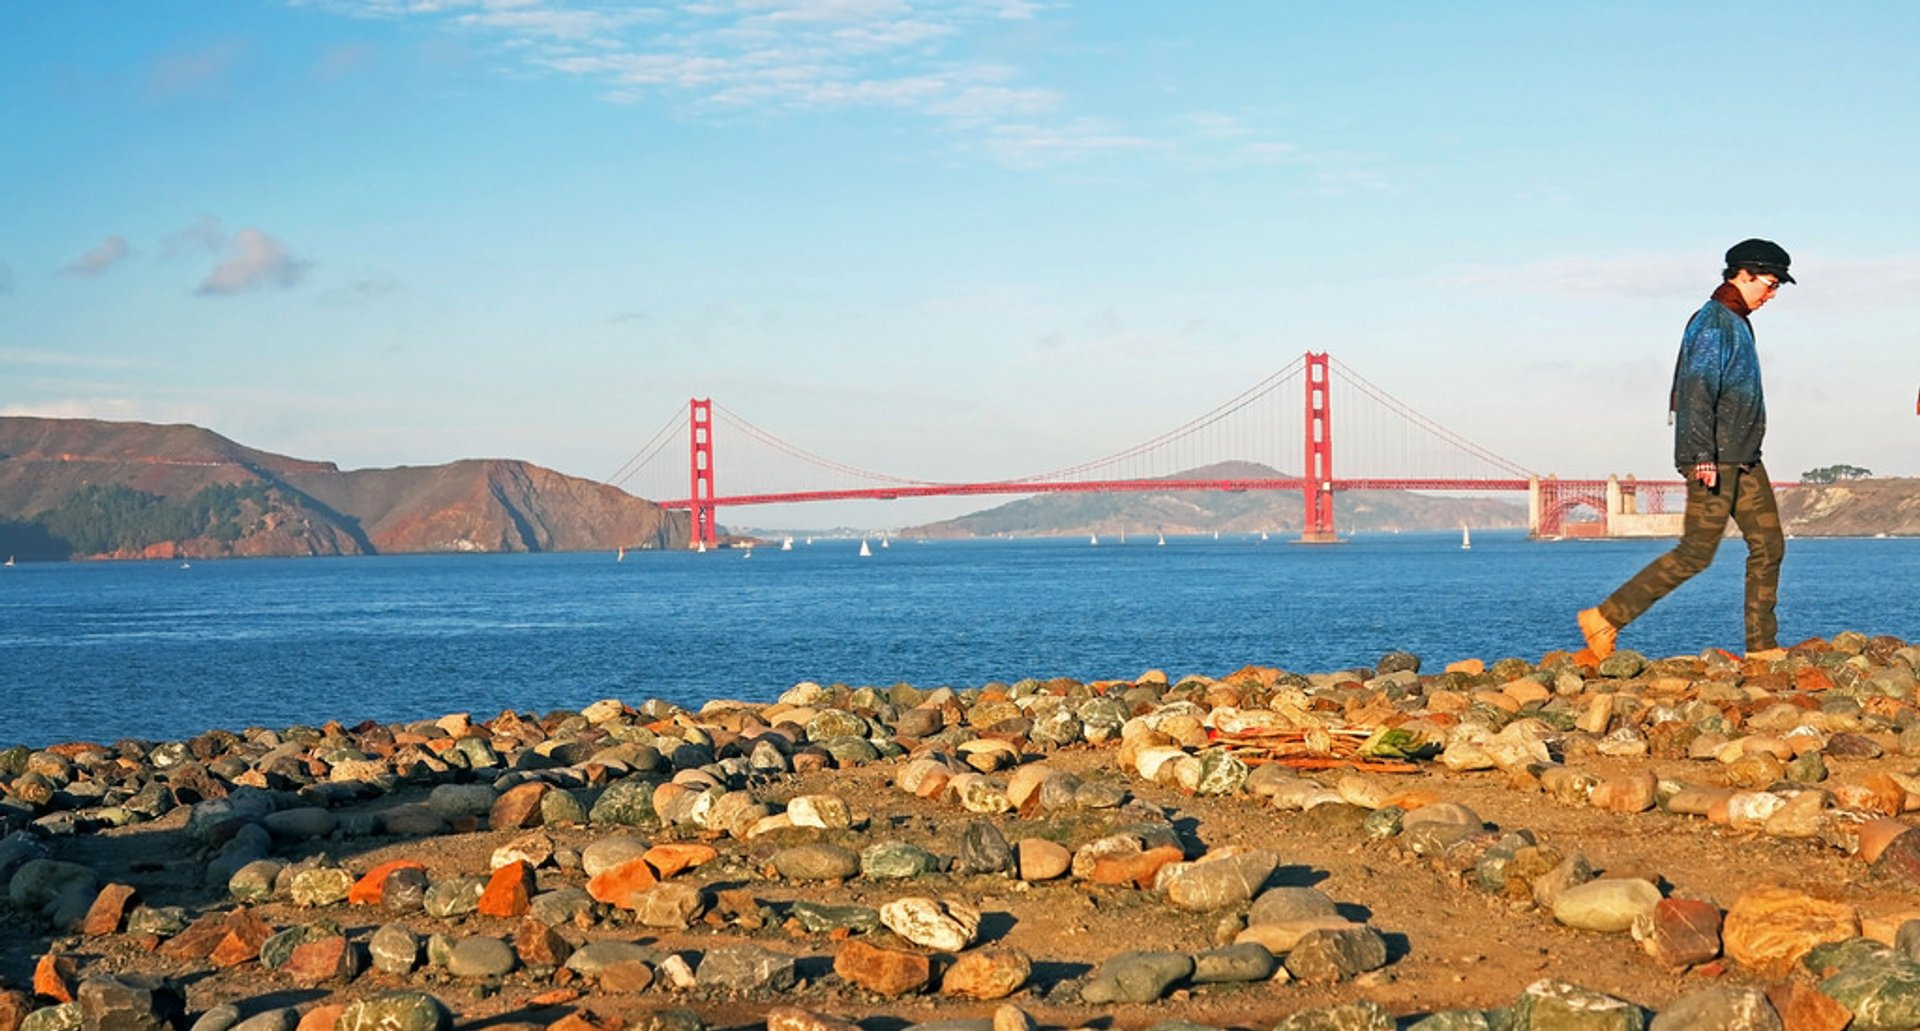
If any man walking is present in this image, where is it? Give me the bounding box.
[1578,238,1793,662]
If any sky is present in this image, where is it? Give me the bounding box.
[4,1,1918,529]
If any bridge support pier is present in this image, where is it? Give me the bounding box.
[688,398,718,550]
[1299,351,1339,543]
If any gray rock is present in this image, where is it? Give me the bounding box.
[1283,926,1389,982]
[1247,886,1340,927]
[1189,942,1276,984]
[126,906,189,936]
[426,784,498,822]
[1079,951,1193,1004]
[370,924,422,975]
[9,859,97,912]
[529,888,596,928]
[1193,750,1250,795]
[227,859,285,902]
[379,867,429,911]
[955,819,1014,876]
[1649,986,1781,1031]
[377,804,451,837]
[228,1009,299,1031]
[75,975,185,1031]
[261,807,336,842]
[772,843,861,881]
[696,945,798,991]
[630,882,708,929]
[1271,1001,1397,1031]
[188,1003,242,1031]
[446,936,517,979]
[336,992,450,1031]
[1073,780,1128,809]
[566,941,660,975]
[626,1010,705,1031]
[862,841,943,880]
[581,835,650,878]
[1164,850,1278,911]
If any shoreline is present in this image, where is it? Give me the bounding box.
[6,635,1920,1029]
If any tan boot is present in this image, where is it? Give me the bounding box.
[1577,608,1618,661]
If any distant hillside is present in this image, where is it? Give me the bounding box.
[902,460,1528,538]
[1780,478,1920,536]
[0,417,685,560]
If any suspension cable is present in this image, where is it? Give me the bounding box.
[713,403,932,486]
[1329,358,1536,477]
[1020,354,1308,482]
[604,402,688,488]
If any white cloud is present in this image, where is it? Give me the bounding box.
[980,118,1159,168]
[61,237,131,278]
[0,397,222,426]
[197,229,311,295]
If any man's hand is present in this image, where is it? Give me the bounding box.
[1692,461,1718,488]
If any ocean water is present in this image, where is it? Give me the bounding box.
[2,532,1917,748]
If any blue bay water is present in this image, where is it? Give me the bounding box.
[2,532,1917,748]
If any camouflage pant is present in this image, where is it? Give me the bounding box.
[1598,460,1784,651]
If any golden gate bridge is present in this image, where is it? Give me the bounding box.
[606,353,1697,549]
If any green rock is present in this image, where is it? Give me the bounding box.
[20,1003,83,1031]
[336,992,450,1031]
[860,841,942,880]
[260,922,344,969]
[289,867,354,907]
[1820,954,1920,1030]
[1407,1013,1494,1031]
[788,901,882,934]
[588,778,659,826]
[540,789,589,826]
[422,877,486,918]
[1271,1000,1397,1030]
[1507,979,1645,1030]
[1597,651,1648,679]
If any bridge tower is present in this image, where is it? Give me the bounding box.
[688,398,717,549]
[1300,352,1337,543]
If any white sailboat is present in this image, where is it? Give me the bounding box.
[1259,530,1269,542]
[616,546,626,562]
[696,540,707,554]
[3,556,12,567]
[1089,532,1099,546]
[1156,532,1166,546]
[1461,526,1472,550]
[880,535,889,549]
[781,537,793,551]
[858,538,873,557]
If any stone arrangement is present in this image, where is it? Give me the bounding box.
[2,631,1920,1030]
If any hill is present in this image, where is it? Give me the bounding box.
[901,460,1528,538]
[0,417,684,560]
[1780,477,1920,536]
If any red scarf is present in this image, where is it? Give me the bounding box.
[1711,281,1751,318]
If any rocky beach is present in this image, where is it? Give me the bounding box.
[7,635,1920,1031]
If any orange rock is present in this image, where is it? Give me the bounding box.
[479,860,537,919]
[586,857,658,908]
[1,988,32,1031]
[1445,658,1485,675]
[1086,845,1184,888]
[348,860,428,906]
[32,953,75,1003]
[209,910,276,968]
[491,782,551,830]
[294,1004,347,1031]
[642,843,718,880]
[1769,979,1852,1031]
[1722,886,1858,978]
[548,1010,620,1031]
[523,989,580,1007]
[832,939,931,997]
[81,883,138,936]
[285,936,358,986]
[1794,667,1836,693]
[1380,790,1442,811]
[1858,819,1915,865]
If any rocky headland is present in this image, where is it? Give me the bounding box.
[8,636,1920,1030]
[0,418,683,560]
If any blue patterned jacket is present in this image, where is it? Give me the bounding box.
[1670,293,1765,468]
